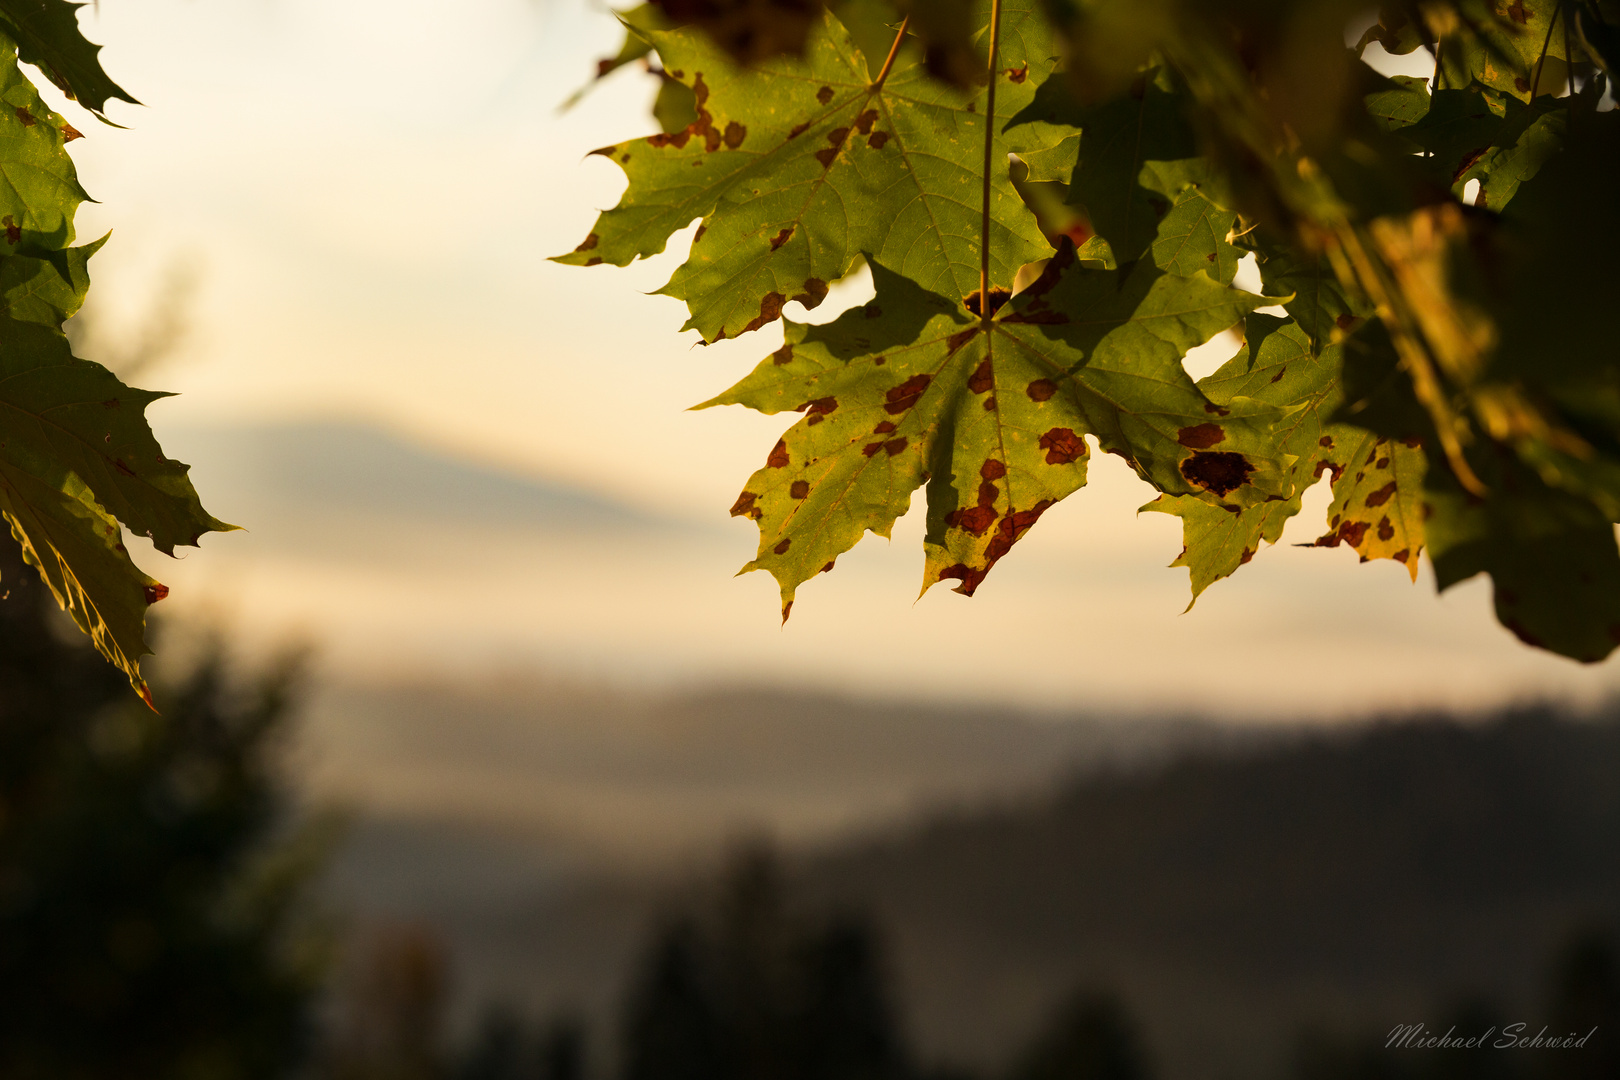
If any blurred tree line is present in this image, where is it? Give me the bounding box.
[0,530,326,1079]
[1,518,1617,1080]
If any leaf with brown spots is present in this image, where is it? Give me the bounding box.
[1149,314,1427,602]
[698,243,1276,612]
[554,1,1069,342]
[1313,433,1425,580]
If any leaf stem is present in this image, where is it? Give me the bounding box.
[872,16,911,88]
[1531,2,1562,99]
[979,0,1003,326]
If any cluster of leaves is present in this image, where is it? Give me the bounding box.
[564,0,1620,661]
[0,1,228,702]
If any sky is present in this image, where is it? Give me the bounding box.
[42,0,1620,720]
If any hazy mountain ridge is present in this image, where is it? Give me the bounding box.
[319,708,1620,1080]
[162,421,676,537]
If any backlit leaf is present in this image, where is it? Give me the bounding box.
[555,4,1065,342]
[703,246,1275,613]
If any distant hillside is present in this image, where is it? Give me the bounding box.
[359,710,1620,1080]
[807,710,1620,1079]
[163,420,670,535]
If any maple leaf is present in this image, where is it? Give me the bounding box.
[0,0,137,120]
[0,242,233,700]
[555,2,1066,342]
[1148,314,1426,602]
[701,245,1277,616]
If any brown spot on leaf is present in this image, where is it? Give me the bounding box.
[13,107,33,127]
[1270,367,1286,383]
[790,480,810,499]
[1313,459,1344,482]
[868,131,889,149]
[977,480,999,507]
[853,109,879,134]
[742,292,787,334]
[1507,0,1531,24]
[1377,515,1395,541]
[731,491,761,518]
[946,328,979,354]
[1039,428,1085,465]
[815,127,850,168]
[968,359,994,395]
[938,562,987,593]
[864,304,882,319]
[957,505,997,535]
[723,121,747,148]
[1181,452,1253,496]
[798,396,838,417]
[61,122,81,142]
[774,538,791,554]
[816,85,834,104]
[1006,64,1028,83]
[884,437,908,456]
[884,374,931,414]
[1177,423,1226,449]
[788,121,811,139]
[694,224,707,243]
[862,442,884,457]
[575,233,600,252]
[1393,548,1410,564]
[1318,435,1334,448]
[873,421,896,434]
[983,397,997,411]
[792,278,828,309]
[770,227,795,251]
[114,459,136,477]
[767,440,790,468]
[1026,379,1057,402]
[1335,314,1359,332]
[1365,481,1398,508]
[1316,520,1369,548]
[772,344,794,365]
[821,561,836,574]
[1204,403,1230,417]
[981,459,1007,481]
[144,584,169,605]
[1239,547,1256,565]
[1375,456,1390,469]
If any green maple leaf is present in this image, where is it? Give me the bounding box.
[0,243,233,699]
[0,0,137,119]
[700,246,1276,615]
[554,1,1066,342]
[1147,315,1426,602]
[1007,66,1227,271]
[0,32,88,251]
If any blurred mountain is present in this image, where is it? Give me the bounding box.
[316,709,1620,1080]
[304,678,1199,866]
[163,421,672,537]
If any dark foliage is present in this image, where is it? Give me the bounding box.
[0,531,324,1080]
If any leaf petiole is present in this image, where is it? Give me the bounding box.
[979,0,1003,326]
